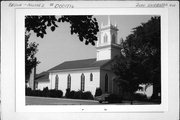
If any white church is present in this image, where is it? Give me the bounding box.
[28,18,124,96]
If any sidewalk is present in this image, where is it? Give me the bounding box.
[26,96,100,105]
[26,96,97,102]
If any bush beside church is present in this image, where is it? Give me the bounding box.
[26,87,63,98]
[26,87,94,100]
[65,88,94,100]
[26,87,152,102]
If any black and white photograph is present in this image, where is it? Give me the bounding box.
[25,15,161,105]
[1,1,179,120]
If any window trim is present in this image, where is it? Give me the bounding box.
[55,75,59,90]
[105,74,108,92]
[103,33,108,43]
[90,73,93,81]
[67,74,71,90]
[81,73,85,91]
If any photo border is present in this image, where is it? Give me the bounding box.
[15,8,168,112]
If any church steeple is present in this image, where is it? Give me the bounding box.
[96,16,121,61]
[108,15,111,26]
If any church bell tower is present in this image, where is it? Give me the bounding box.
[96,16,121,61]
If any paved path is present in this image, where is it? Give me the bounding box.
[26,96,159,105]
[26,96,101,105]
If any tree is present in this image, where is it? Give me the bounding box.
[112,50,141,104]
[131,16,161,99]
[25,33,39,80]
[25,15,99,80]
[112,16,161,102]
[25,16,99,45]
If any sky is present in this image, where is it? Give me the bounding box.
[29,15,153,74]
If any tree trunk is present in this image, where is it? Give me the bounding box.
[130,91,133,105]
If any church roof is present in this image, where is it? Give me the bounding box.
[48,58,110,72]
[35,58,110,82]
[35,71,49,82]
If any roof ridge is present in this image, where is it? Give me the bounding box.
[48,58,96,72]
[64,58,96,62]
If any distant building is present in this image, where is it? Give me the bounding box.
[135,84,153,99]
[30,18,123,96]
[26,67,36,90]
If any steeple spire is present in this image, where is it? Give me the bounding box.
[108,15,111,26]
[96,15,120,61]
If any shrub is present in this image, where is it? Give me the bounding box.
[56,90,63,98]
[26,87,32,96]
[73,90,83,99]
[65,88,71,98]
[42,87,49,97]
[25,88,63,98]
[31,90,42,96]
[82,91,94,100]
[49,89,63,98]
[43,87,49,92]
[65,90,94,100]
[69,90,75,98]
[95,88,102,97]
[133,93,147,101]
[122,91,131,100]
[106,94,122,103]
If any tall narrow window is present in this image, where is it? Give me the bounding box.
[104,34,108,43]
[90,73,93,81]
[35,82,38,90]
[81,73,85,91]
[105,74,108,92]
[67,74,71,90]
[55,75,59,90]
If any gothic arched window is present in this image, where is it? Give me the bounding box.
[67,74,71,90]
[35,82,38,90]
[55,75,59,90]
[105,74,108,92]
[90,73,93,81]
[103,33,108,43]
[81,73,85,91]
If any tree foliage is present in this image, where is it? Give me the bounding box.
[25,33,39,80]
[112,16,161,99]
[25,15,99,79]
[25,15,99,45]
